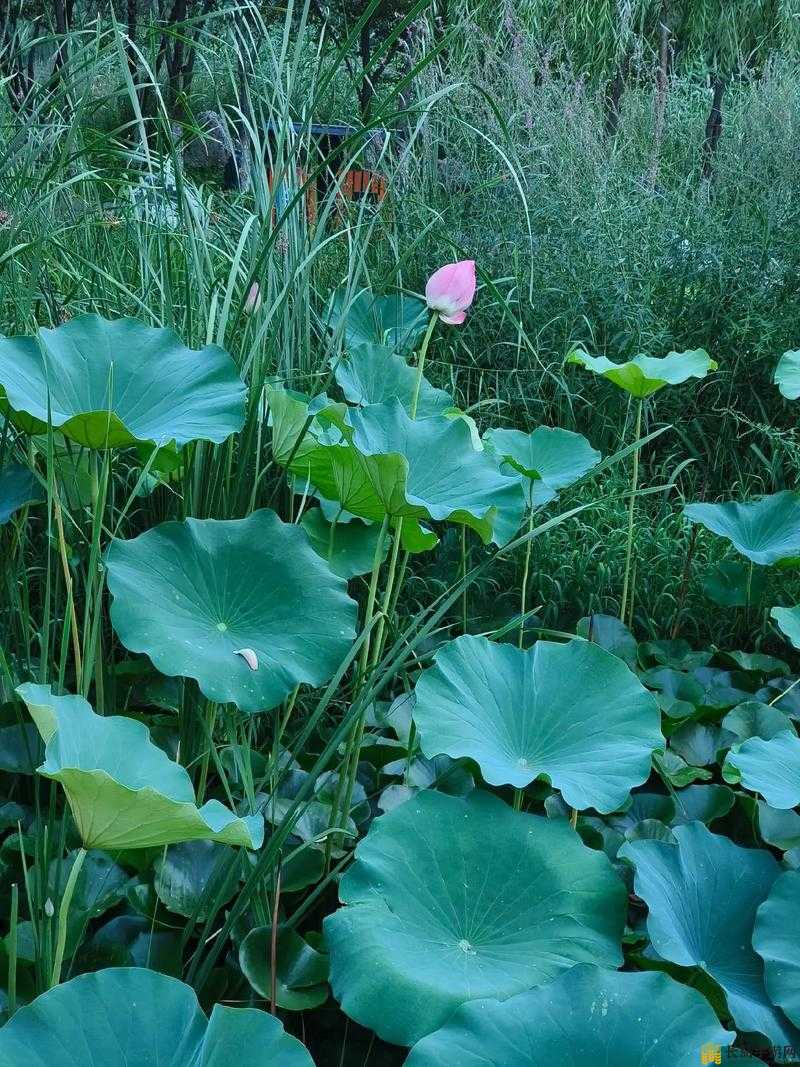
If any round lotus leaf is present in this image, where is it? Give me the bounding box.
[17,683,263,851]
[0,966,315,1066]
[684,492,800,566]
[776,351,800,401]
[405,964,734,1066]
[0,314,246,449]
[723,731,800,809]
[412,635,662,811]
[105,509,357,713]
[620,822,800,1048]
[754,870,800,1027]
[0,463,43,524]
[483,425,601,493]
[324,789,626,1046]
[568,347,716,398]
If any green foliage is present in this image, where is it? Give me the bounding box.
[0,967,314,1066]
[405,965,736,1066]
[1,2,800,1061]
[325,789,626,1045]
[412,635,662,809]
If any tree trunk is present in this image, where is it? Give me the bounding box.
[701,74,727,182]
[604,48,631,136]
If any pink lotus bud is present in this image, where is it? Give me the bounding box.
[234,648,259,670]
[425,260,476,325]
[244,282,261,315]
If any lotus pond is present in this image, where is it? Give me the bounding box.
[1,268,800,1067]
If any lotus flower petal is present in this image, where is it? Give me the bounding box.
[425,261,476,324]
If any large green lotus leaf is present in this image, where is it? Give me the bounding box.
[0,315,246,449]
[327,288,428,353]
[335,342,452,417]
[105,509,357,713]
[0,463,43,524]
[405,964,734,1067]
[269,388,525,546]
[0,966,315,1066]
[753,870,800,1027]
[483,426,601,498]
[568,347,716,399]
[17,683,263,850]
[775,351,800,400]
[324,789,626,1046]
[412,635,662,811]
[772,605,800,649]
[620,822,800,1048]
[723,731,800,809]
[684,492,800,565]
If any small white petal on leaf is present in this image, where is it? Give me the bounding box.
[234,648,259,670]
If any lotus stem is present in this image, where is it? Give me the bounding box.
[269,864,281,1015]
[8,883,17,1015]
[461,526,468,634]
[519,505,535,648]
[620,398,643,622]
[409,315,438,420]
[326,516,390,864]
[50,847,86,988]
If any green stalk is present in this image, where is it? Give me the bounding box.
[326,515,390,862]
[50,847,86,988]
[8,883,18,1016]
[619,398,643,622]
[461,526,469,634]
[518,501,535,648]
[409,314,438,419]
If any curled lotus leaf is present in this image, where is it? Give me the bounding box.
[327,288,428,353]
[723,731,800,809]
[17,684,263,850]
[334,342,452,417]
[753,870,800,1028]
[620,822,800,1049]
[568,347,716,399]
[268,387,525,546]
[483,425,601,505]
[684,492,800,566]
[775,350,800,401]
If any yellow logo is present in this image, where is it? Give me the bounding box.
[700,1045,722,1066]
